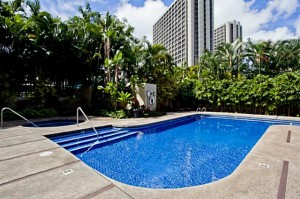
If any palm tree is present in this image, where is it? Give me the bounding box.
[217,39,243,78]
[26,0,40,16]
[271,40,300,74]
[101,13,117,83]
[100,13,134,84]
[141,41,173,81]
[198,50,224,79]
[245,39,271,75]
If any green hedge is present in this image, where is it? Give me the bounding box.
[193,72,300,116]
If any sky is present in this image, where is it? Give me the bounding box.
[37,0,300,42]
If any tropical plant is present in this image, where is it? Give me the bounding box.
[271,40,300,73]
[245,40,271,75]
[217,39,244,78]
[194,71,300,116]
[102,82,118,109]
[117,91,131,110]
[109,109,127,119]
[1,0,300,117]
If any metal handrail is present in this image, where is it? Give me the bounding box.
[196,107,207,112]
[1,107,38,129]
[76,107,99,141]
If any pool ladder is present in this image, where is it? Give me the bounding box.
[1,107,38,129]
[76,107,100,141]
[196,107,206,112]
[77,107,103,156]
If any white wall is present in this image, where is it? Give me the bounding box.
[136,83,157,111]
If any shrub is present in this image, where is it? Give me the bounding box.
[109,110,128,119]
[38,109,57,117]
[2,108,58,121]
[142,110,166,117]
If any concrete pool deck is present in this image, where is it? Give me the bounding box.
[0,112,299,198]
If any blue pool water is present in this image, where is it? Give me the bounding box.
[49,115,300,188]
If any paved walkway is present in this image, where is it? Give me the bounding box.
[0,112,299,198]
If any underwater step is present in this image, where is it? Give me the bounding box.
[62,130,129,149]
[69,131,140,153]
[56,128,122,145]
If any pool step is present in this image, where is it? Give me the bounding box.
[68,131,140,153]
[56,129,123,145]
[62,130,129,149]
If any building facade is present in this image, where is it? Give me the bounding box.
[153,0,214,66]
[214,20,243,49]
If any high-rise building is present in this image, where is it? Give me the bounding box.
[214,20,243,49]
[153,0,214,66]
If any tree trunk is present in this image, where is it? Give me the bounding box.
[104,38,111,82]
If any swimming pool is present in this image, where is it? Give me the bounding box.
[49,115,300,189]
